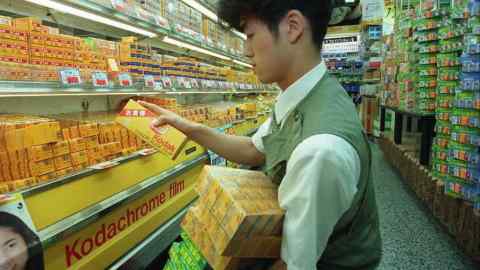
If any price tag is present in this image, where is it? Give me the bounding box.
[191,79,199,89]
[184,78,192,89]
[139,148,158,156]
[118,73,133,87]
[177,77,187,88]
[200,80,208,89]
[111,0,127,12]
[59,68,82,86]
[108,58,119,72]
[92,72,109,87]
[89,161,120,170]
[162,76,173,88]
[144,75,155,88]
[154,81,164,91]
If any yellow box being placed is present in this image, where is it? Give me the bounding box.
[116,100,188,160]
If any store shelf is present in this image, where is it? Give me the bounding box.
[0,81,277,97]
[37,153,208,248]
[4,0,250,66]
[362,79,382,84]
[381,104,435,118]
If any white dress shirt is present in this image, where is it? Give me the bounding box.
[252,62,361,270]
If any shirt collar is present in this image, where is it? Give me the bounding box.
[274,61,327,125]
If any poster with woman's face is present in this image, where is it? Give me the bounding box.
[0,196,44,270]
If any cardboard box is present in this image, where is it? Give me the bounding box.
[55,167,74,178]
[37,171,56,183]
[13,17,47,33]
[69,126,80,139]
[183,166,284,260]
[79,123,99,137]
[182,207,241,270]
[8,177,36,191]
[8,149,28,164]
[71,151,88,166]
[9,163,21,180]
[116,100,189,159]
[27,122,61,145]
[29,159,55,176]
[85,136,99,150]
[52,141,70,156]
[0,183,9,193]
[62,128,71,140]
[68,138,86,153]
[1,164,12,181]
[73,163,88,171]
[0,151,9,166]
[53,154,73,170]
[27,144,53,162]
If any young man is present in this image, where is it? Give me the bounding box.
[140,1,382,269]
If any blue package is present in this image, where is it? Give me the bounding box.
[469,0,480,16]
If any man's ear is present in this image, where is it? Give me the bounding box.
[282,10,306,44]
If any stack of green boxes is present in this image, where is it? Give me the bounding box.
[415,7,441,115]
[163,231,208,270]
[396,10,417,111]
[432,7,466,180]
[444,1,480,212]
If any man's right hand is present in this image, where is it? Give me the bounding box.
[139,100,265,167]
[138,101,197,135]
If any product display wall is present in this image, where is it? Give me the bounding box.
[381,0,480,214]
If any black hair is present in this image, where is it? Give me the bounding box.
[0,212,45,270]
[218,0,333,50]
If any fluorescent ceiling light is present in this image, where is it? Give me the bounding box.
[180,0,218,22]
[180,0,246,40]
[24,0,157,38]
[163,36,230,60]
[233,60,253,68]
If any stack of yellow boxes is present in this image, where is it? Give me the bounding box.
[0,19,29,65]
[0,113,147,194]
[0,115,63,192]
[119,37,155,77]
[58,115,144,165]
[74,38,112,72]
[21,17,76,69]
[182,166,284,270]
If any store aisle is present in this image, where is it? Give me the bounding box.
[372,144,477,270]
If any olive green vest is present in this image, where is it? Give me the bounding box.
[262,74,382,269]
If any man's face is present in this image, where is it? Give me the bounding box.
[243,17,289,84]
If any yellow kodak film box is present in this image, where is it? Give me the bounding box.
[29,159,55,176]
[0,183,9,193]
[53,154,73,170]
[68,138,86,153]
[84,135,99,149]
[37,171,56,183]
[71,151,88,166]
[27,144,53,162]
[181,207,240,270]
[56,167,74,178]
[116,100,188,159]
[52,141,70,157]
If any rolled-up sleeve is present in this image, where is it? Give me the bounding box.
[251,117,272,154]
